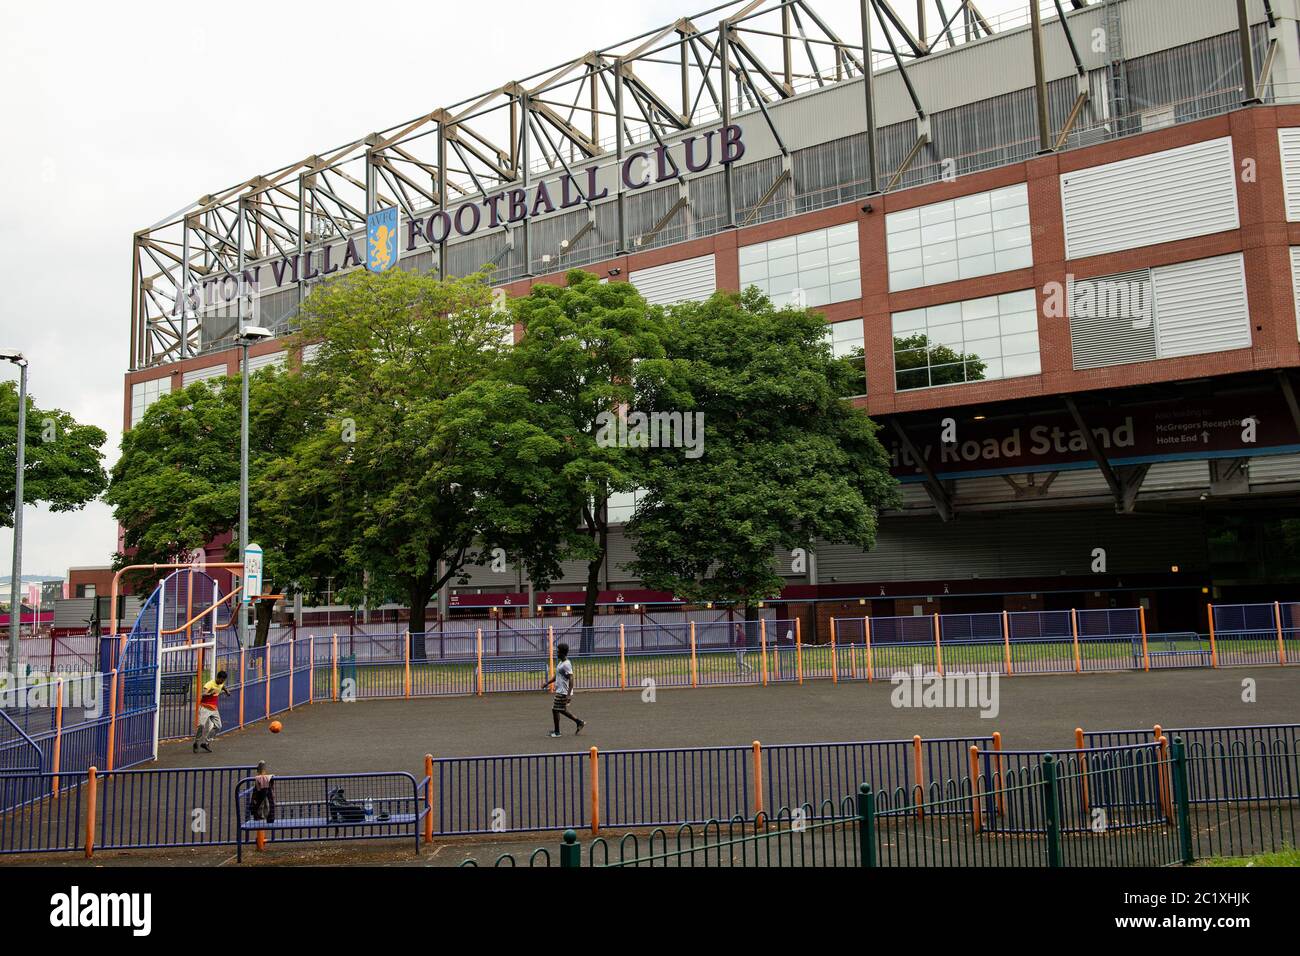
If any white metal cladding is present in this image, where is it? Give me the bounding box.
[1069,254,1251,368]
[629,254,717,306]
[1141,460,1212,491]
[1277,129,1300,222]
[1150,253,1251,358]
[181,364,228,387]
[1290,247,1300,339]
[246,351,287,373]
[1059,137,1239,259]
[1248,453,1300,484]
[1069,269,1157,369]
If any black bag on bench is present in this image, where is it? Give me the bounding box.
[328,787,368,823]
[247,785,276,823]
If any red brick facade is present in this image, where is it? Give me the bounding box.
[478,107,1300,424]
[127,106,1300,435]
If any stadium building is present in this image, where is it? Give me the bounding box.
[125,0,1300,635]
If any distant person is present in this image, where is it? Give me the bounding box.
[246,761,276,823]
[193,670,231,753]
[733,623,753,672]
[541,642,586,737]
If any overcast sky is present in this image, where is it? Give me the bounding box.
[0,0,1028,579]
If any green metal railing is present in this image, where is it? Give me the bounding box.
[478,737,1297,868]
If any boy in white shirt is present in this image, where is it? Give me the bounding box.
[541,642,586,737]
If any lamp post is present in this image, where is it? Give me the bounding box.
[2,349,27,676]
[236,327,273,647]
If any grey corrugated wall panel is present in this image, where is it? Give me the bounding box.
[1025,469,1112,499]
[774,546,802,579]
[605,532,640,583]
[1140,460,1211,491]
[257,287,299,327]
[453,557,519,588]
[814,510,1206,583]
[399,249,434,274]
[1248,453,1300,484]
[51,596,144,629]
[528,207,590,268]
[895,484,934,509]
[1125,25,1272,124]
[1069,269,1158,370]
[1117,0,1274,60]
[53,598,95,629]
[549,558,599,588]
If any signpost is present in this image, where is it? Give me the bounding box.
[243,543,263,604]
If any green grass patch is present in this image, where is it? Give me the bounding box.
[1199,846,1300,867]
[300,638,1179,695]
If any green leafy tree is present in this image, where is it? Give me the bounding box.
[508,270,672,648]
[263,268,569,657]
[104,371,314,643]
[1,380,108,525]
[627,288,899,634]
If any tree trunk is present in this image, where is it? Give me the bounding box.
[580,549,601,654]
[253,599,275,647]
[744,602,760,648]
[407,577,435,661]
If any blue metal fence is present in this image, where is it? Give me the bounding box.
[2,722,1297,858]
[235,771,428,861]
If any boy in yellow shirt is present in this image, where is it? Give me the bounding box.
[193,670,231,753]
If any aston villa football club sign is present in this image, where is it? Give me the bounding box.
[365,207,400,273]
[176,124,745,309]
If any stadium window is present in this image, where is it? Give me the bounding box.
[892,290,1040,391]
[885,183,1032,292]
[605,488,645,525]
[738,223,860,308]
[130,376,172,426]
[825,318,866,397]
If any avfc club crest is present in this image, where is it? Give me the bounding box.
[366,206,399,273]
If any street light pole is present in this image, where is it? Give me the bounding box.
[235,326,272,649]
[3,351,27,677]
[239,337,250,648]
